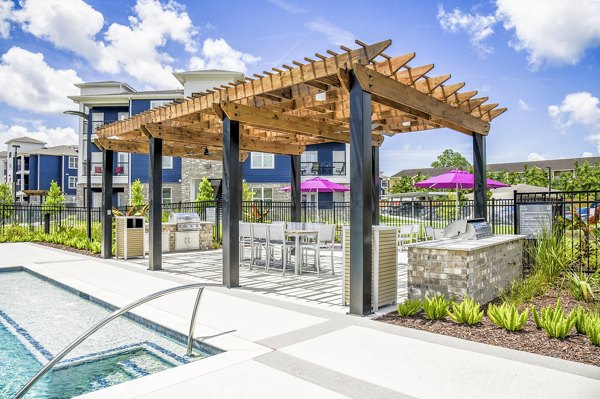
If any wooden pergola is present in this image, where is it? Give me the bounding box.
[95,39,505,315]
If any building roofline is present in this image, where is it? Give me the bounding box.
[74,81,136,92]
[172,69,244,85]
[68,91,184,105]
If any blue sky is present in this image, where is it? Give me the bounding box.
[1,0,600,175]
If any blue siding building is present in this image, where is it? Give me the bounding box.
[2,137,78,203]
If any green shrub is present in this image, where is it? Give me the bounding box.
[500,272,549,306]
[572,304,587,334]
[531,298,576,339]
[423,293,450,320]
[585,314,600,346]
[448,297,483,326]
[529,228,572,279]
[397,299,422,317]
[487,303,529,332]
[567,271,596,302]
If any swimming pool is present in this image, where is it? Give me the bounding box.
[0,270,217,398]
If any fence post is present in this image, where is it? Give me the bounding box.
[513,190,518,234]
[491,198,495,231]
[216,199,221,243]
[44,213,50,234]
[428,200,433,226]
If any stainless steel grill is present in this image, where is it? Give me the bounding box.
[169,212,201,231]
[443,218,492,240]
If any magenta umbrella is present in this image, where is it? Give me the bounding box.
[414,169,508,219]
[281,177,349,219]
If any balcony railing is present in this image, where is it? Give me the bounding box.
[301,161,346,176]
[83,162,129,177]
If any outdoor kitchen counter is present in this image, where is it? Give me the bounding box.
[407,234,526,251]
[407,234,527,304]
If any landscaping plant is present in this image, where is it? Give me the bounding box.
[572,304,587,334]
[532,298,577,339]
[585,313,600,346]
[397,299,422,317]
[423,293,451,320]
[500,271,548,306]
[447,297,483,326]
[567,271,596,302]
[487,303,529,332]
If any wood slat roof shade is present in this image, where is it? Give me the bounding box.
[95,39,506,159]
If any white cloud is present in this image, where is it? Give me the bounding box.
[0,47,82,113]
[582,151,594,158]
[437,6,497,55]
[0,0,13,38]
[518,99,532,111]
[0,121,77,150]
[12,0,200,88]
[267,0,305,14]
[13,0,105,62]
[527,152,546,161]
[188,38,260,74]
[306,18,354,46]
[496,0,600,68]
[549,91,600,151]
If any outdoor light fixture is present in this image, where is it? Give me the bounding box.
[64,109,92,240]
[204,147,209,156]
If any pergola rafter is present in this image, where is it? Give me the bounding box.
[95,38,506,315]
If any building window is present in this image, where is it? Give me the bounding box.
[251,187,273,201]
[162,156,173,169]
[91,112,104,134]
[162,187,173,204]
[117,112,129,121]
[68,176,77,189]
[250,152,274,169]
[150,100,173,109]
[68,156,78,169]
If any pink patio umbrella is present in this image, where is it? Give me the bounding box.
[413,169,508,219]
[281,177,350,219]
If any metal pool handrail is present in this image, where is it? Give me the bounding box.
[13,282,221,399]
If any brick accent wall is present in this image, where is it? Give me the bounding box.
[181,159,222,202]
[407,236,524,304]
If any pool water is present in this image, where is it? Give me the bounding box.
[0,271,213,398]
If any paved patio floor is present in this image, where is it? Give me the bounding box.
[130,248,408,311]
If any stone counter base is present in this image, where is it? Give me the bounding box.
[408,238,523,304]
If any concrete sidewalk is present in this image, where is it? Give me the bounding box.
[2,243,600,399]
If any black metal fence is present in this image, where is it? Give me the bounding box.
[0,204,102,234]
[515,190,600,272]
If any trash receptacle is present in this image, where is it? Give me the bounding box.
[115,216,145,259]
[342,226,398,311]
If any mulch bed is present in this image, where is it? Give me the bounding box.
[34,242,101,258]
[378,289,600,368]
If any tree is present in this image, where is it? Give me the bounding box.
[42,181,65,214]
[523,165,548,187]
[242,180,254,201]
[390,173,429,194]
[0,183,13,221]
[431,149,470,170]
[195,178,214,202]
[130,179,145,206]
[0,183,13,205]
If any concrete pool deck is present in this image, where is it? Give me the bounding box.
[2,243,600,398]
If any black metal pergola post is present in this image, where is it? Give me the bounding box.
[473,133,487,219]
[101,149,113,259]
[372,146,379,225]
[291,155,301,222]
[148,137,163,271]
[222,116,241,288]
[349,71,373,316]
[86,112,92,240]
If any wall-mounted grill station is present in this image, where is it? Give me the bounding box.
[169,213,202,251]
[408,218,526,304]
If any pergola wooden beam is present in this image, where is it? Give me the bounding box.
[352,63,490,135]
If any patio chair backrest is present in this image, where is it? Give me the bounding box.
[412,224,420,236]
[252,223,269,241]
[318,224,336,244]
[305,222,322,231]
[399,224,413,235]
[239,222,252,239]
[287,222,304,231]
[425,226,434,239]
[268,223,285,241]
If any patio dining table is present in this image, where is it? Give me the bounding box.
[285,229,319,274]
